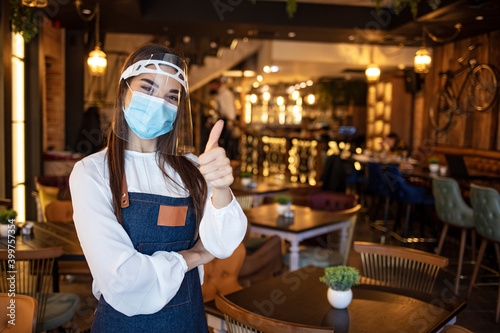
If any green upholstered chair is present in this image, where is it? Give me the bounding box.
[432,176,476,294]
[467,184,500,323]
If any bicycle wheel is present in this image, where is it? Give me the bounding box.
[429,91,453,132]
[462,64,498,112]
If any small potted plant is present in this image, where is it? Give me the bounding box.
[0,209,17,238]
[240,171,253,187]
[274,194,292,215]
[428,157,440,173]
[320,265,360,309]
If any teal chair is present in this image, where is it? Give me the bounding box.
[432,176,476,294]
[467,184,500,323]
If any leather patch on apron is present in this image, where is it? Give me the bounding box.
[157,205,188,227]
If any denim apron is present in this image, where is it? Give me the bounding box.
[91,175,207,332]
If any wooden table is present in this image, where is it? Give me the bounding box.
[245,203,360,271]
[0,221,85,291]
[205,266,466,333]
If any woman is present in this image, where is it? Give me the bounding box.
[70,44,247,332]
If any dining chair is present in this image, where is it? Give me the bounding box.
[466,184,500,323]
[215,294,334,333]
[283,197,361,269]
[383,165,435,243]
[366,162,392,242]
[0,293,38,333]
[353,241,449,294]
[0,247,80,332]
[239,235,283,287]
[202,243,246,302]
[440,324,474,333]
[432,176,476,294]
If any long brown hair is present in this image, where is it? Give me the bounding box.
[107,44,207,226]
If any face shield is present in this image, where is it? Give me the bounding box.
[112,53,193,155]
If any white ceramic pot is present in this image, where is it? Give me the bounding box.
[327,287,353,309]
[429,164,439,173]
[0,224,10,238]
[276,204,290,216]
[241,178,252,187]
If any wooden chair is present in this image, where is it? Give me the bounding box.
[353,241,449,294]
[239,235,283,287]
[215,294,333,333]
[202,243,246,302]
[0,247,80,333]
[0,293,38,333]
[441,325,474,333]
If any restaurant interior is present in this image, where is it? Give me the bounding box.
[1,0,500,332]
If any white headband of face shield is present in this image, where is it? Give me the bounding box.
[119,59,188,92]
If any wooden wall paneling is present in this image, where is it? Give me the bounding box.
[389,75,412,147]
[488,30,500,150]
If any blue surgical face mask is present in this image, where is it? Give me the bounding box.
[123,90,178,140]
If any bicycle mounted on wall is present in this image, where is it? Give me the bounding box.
[429,44,499,132]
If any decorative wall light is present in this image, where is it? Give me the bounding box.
[22,0,47,7]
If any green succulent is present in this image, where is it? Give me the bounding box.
[320,266,360,291]
[0,209,17,225]
[274,195,292,205]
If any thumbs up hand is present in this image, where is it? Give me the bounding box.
[198,120,234,207]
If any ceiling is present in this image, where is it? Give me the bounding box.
[43,0,500,86]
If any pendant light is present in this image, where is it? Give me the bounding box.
[414,29,432,74]
[87,2,107,76]
[365,45,380,83]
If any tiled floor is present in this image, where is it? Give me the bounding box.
[60,208,500,332]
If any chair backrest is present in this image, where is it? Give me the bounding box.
[367,162,389,195]
[353,241,448,294]
[0,293,38,333]
[309,191,357,212]
[44,201,74,222]
[0,247,63,332]
[215,294,334,333]
[202,243,246,302]
[35,176,71,222]
[236,195,254,210]
[239,235,283,287]
[432,177,474,228]
[470,184,500,242]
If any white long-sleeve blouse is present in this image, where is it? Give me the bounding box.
[69,149,247,316]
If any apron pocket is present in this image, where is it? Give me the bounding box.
[137,241,192,307]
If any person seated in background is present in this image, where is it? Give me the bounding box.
[382,132,408,156]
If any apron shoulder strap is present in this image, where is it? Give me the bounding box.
[121,173,130,208]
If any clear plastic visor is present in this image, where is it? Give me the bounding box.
[112,53,193,156]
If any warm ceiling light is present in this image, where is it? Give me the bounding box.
[291,91,300,100]
[183,36,191,44]
[306,94,315,105]
[306,80,313,86]
[414,46,432,74]
[226,28,235,35]
[256,75,263,82]
[276,96,285,106]
[243,70,255,77]
[252,81,259,88]
[475,15,484,20]
[88,47,107,76]
[22,0,47,7]
[263,92,271,101]
[365,63,380,82]
[270,65,279,73]
[299,82,306,88]
[288,32,296,38]
[263,66,271,73]
[250,94,257,103]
